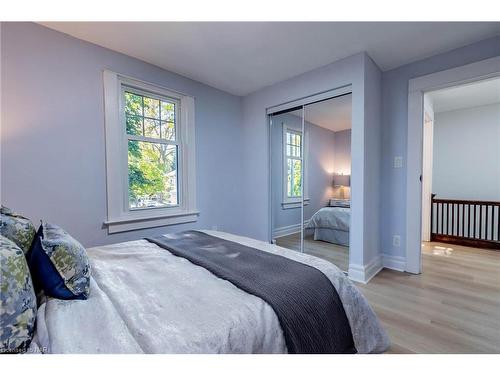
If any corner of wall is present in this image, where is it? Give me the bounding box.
[348,255,383,284]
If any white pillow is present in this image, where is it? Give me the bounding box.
[329,199,350,207]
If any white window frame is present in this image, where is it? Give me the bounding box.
[103,70,198,233]
[282,124,309,209]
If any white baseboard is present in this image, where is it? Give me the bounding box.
[348,255,383,284]
[382,254,406,272]
[272,220,310,239]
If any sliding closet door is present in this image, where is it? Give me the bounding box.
[303,97,351,272]
[270,107,305,253]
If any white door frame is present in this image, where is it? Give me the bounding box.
[405,56,500,274]
[421,96,434,242]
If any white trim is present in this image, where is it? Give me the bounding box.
[421,96,434,242]
[348,256,383,284]
[408,57,500,93]
[266,85,352,115]
[105,211,200,234]
[382,254,406,272]
[272,220,310,239]
[103,70,198,233]
[406,56,500,274]
[282,123,309,205]
[281,198,310,209]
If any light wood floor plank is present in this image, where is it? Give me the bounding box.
[275,232,349,271]
[274,235,499,353]
[358,242,500,353]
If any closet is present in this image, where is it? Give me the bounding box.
[269,90,352,272]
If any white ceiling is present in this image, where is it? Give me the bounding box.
[427,77,500,113]
[290,94,352,132]
[40,22,500,96]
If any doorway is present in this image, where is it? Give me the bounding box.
[406,56,500,274]
[421,77,500,253]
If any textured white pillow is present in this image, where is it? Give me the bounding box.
[329,199,350,207]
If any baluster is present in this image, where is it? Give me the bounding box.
[452,203,456,236]
[473,205,476,239]
[461,203,465,237]
[440,202,444,235]
[490,205,494,241]
[448,203,452,235]
[479,204,483,240]
[467,204,472,238]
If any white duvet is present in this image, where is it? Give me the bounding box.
[31,231,389,354]
[307,207,351,232]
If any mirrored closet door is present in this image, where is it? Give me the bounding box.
[270,106,305,253]
[270,93,352,273]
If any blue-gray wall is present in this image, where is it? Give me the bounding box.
[3,22,498,272]
[1,22,245,247]
[432,103,500,201]
[332,129,352,199]
[241,52,382,275]
[380,35,500,259]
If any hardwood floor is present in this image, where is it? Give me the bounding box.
[357,242,500,353]
[275,232,349,272]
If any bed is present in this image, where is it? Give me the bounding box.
[29,230,388,354]
[306,206,350,246]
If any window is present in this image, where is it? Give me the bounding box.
[103,71,198,233]
[124,88,179,209]
[285,129,303,198]
[282,124,308,209]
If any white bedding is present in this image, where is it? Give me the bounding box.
[31,230,389,354]
[307,207,350,232]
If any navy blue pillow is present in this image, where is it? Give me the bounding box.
[28,223,90,300]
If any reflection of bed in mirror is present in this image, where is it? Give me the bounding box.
[306,202,350,247]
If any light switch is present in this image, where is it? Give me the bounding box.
[394,156,403,168]
[393,235,401,247]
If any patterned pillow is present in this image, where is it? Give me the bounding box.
[0,206,36,255]
[0,235,37,353]
[29,222,91,300]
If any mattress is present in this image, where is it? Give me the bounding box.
[30,230,389,354]
[307,207,350,232]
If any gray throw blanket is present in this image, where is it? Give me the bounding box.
[146,231,356,354]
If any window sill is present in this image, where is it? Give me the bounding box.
[281,198,310,209]
[104,210,200,234]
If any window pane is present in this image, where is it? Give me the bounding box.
[287,158,292,197]
[128,140,178,209]
[292,159,302,197]
[125,92,143,117]
[126,115,143,136]
[144,97,160,119]
[144,118,161,139]
[161,121,176,141]
[161,101,175,122]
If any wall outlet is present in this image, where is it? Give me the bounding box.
[393,235,401,247]
[394,156,403,169]
[211,225,218,231]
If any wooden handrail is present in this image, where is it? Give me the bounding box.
[432,198,500,206]
[430,195,500,250]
